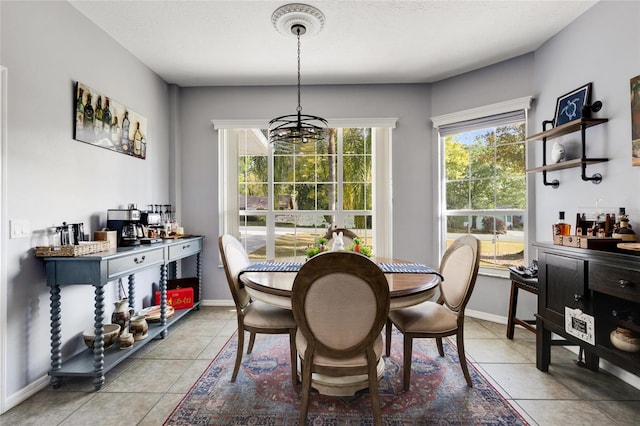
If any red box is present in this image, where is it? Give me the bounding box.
[155,287,194,309]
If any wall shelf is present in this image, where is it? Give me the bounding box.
[526,117,609,188]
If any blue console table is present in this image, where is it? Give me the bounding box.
[43,236,203,390]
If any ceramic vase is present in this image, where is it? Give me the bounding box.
[551,141,565,163]
[130,315,149,341]
[111,298,132,335]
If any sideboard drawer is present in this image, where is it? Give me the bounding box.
[168,239,202,261]
[589,262,640,303]
[108,248,164,279]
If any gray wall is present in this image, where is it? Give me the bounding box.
[1,1,171,402]
[531,0,640,240]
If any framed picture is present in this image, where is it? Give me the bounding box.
[74,82,147,159]
[553,82,592,127]
[631,75,640,166]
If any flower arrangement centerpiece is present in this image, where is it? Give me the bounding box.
[305,236,373,259]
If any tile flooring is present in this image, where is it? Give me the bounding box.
[1,307,639,425]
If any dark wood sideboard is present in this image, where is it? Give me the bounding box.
[534,242,640,375]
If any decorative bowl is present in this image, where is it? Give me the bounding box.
[83,324,121,351]
[610,328,640,353]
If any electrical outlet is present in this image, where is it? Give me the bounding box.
[10,219,30,239]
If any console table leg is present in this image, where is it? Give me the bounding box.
[49,284,62,388]
[536,317,551,372]
[160,264,168,338]
[128,274,136,312]
[196,253,202,311]
[92,285,106,390]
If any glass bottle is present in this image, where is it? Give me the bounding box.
[121,111,130,152]
[554,211,571,236]
[94,95,103,136]
[133,122,142,156]
[102,98,112,136]
[75,88,84,131]
[83,93,94,132]
[111,116,121,149]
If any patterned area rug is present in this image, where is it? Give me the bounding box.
[165,331,528,425]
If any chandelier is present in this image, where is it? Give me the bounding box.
[269,3,327,149]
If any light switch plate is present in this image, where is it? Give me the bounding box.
[10,219,30,239]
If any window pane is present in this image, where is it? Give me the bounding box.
[274,155,293,182]
[343,183,371,210]
[343,155,370,183]
[317,183,334,210]
[496,143,525,174]
[273,184,294,210]
[445,214,524,269]
[446,181,470,210]
[496,176,526,209]
[239,215,267,261]
[345,214,373,247]
[469,145,495,179]
[343,128,371,154]
[445,140,469,180]
[470,179,495,209]
[294,184,316,210]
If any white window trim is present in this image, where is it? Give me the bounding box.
[431,97,533,276]
[214,118,397,259]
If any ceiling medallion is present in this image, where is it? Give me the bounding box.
[271,3,325,38]
[269,4,328,150]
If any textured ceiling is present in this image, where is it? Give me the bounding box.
[69,0,598,87]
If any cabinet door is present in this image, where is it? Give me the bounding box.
[539,252,587,328]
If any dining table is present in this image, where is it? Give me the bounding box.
[238,256,442,396]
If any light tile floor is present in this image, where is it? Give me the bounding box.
[1,307,639,425]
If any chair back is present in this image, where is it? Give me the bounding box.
[292,251,389,359]
[439,234,480,313]
[324,227,359,249]
[218,234,251,310]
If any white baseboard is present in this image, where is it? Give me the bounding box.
[3,375,49,414]
[201,299,234,307]
[465,309,640,390]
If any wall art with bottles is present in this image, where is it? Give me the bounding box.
[73,81,148,160]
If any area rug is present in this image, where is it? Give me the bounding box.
[165,331,528,425]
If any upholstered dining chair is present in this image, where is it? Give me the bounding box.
[324,226,359,248]
[218,234,298,385]
[292,251,390,426]
[385,234,480,390]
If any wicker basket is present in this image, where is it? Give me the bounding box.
[35,241,111,257]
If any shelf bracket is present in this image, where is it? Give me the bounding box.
[579,121,602,184]
[543,170,560,188]
[541,120,559,188]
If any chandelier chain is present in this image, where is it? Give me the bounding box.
[296,27,302,113]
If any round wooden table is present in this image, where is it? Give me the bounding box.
[238,259,441,396]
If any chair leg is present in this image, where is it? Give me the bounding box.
[298,352,314,426]
[385,319,392,357]
[247,331,256,354]
[289,330,298,385]
[366,349,382,426]
[231,328,244,382]
[435,337,444,357]
[403,335,413,391]
[506,281,518,339]
[456,329,472,387]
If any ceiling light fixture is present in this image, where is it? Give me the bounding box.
[269,3,327,150]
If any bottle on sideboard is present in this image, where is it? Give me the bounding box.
[554,211,571,236]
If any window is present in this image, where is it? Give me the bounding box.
[216,120,395,262]
[433,98,532,273]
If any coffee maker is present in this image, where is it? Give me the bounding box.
[107,206,143,247]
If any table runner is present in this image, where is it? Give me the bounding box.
[240,261,443,280]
